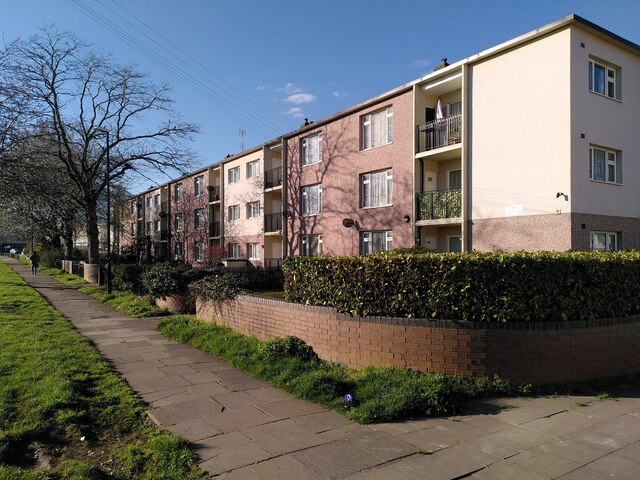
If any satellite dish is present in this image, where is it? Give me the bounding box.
[342,218,355,228]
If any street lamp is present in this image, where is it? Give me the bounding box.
[96,129,112,293]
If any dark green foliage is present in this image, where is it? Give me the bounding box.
[158,317,521,424]
[188,272,246,302]
[112,263,147,293]
[283,251,640,322]
[37,245,64,268]
[141,262,203,299]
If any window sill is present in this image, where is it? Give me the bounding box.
[302,161,322,168]
[361,204,393,210]
[361,141,393,152]
[302,213,322,218]
[589,91,622,103]
[589,179,623,186]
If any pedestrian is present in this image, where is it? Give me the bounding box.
[30,250,40,275]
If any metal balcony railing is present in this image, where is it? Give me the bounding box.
[208,185,221,202]
[264,166,283,189]
[209,221,221,238]
[264,212,282,233]
[416,188,462,221]
[416,113,462,153]
[264,258,282,269]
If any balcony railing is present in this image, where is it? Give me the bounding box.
[161,201,168,214]
[416,188,462,221]
[153,230,168,241]
[416,113,462,153]
[264,258,282,269]
[209,221,221,238]
[264,166,283,189]
[208,185,221,202]
[264,212,282,233]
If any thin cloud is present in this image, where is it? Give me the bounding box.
[286,93,317,104]
[332,91,345,98]
[409,59,431,69]
[277,83,303,95]
[283,107,304,119]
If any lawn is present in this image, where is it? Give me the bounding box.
[0,261,207,479]
[78,286,167,318]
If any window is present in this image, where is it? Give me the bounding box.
[589,59,618,99]
[362,169,392,208]
[228,166,240,184]
[174,213,184,232]
[246,201,260,219]
[131,201,136,213]
[247,243,260,259]
[154,220,161,232]
[154,194,160,206]
[194,241,204,262]
[195,176,204,196]
[302,133,323,166]
[302,235,323,256]
[146,196,152,208]
[591,231,620,251]
[362,107,393,150]
[227,243,240,258]
[246,160,261,178]
[175,183,184,202]
[302,184,322,216]
[589,146,620,184]
[449,170,462,189]
[361,231,393,254]
[146,221,152,235]
[195,208,205,229]
[228,204,240,221]
[174,242,183,260]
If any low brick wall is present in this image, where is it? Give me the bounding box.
[197,296,640,384]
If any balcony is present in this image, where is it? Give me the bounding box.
[264,166,283,190]
[209,221,221,238]
[264,212,282,233]
[416,188,461,221]
[264,258,282,269]
[208,185,221,203]
[153,230,169,242]
[416,113,462,153]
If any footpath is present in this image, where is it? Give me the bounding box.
[4,256,640,479]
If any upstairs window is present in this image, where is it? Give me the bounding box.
[589,59,619,99]
[175,183,184,202]
[228,166,240,184]
[227,243,240,258]
[246,201,260,219]
[228,205,240,221]
[247,243,260,259]
[146,221,152,235]
[194,241,204,262]
[154,194,160,206]
[589,146,620,184]
[362,169,392,208]
[302,133,323,166]
[362,107,393,150]
[302,184,322,216]
[146,196,152,208]
[154,220,161,232]
[174,213,184,232]
[195,176,204,196]
[246,160,261,178]
[195,209,205,229]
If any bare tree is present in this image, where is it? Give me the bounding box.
[3,27,198,263]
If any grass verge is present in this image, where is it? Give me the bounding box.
[39,267,87,285]
[0,261,206,479]
[78,286,167,318]
[158,316,524,424]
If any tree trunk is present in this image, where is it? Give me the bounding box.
[86,199,100,264]
[63,219,74,259]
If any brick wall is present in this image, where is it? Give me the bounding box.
[197,296,640,384]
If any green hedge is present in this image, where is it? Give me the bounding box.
[283,251,640,322]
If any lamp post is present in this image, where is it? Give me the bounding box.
[97,129,112,293]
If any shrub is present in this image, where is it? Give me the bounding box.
[258,336,319,363]
[141,262,201,299]
[112,263,147,293]
[38,245,64,268]
[283,251,640,322]
[188,272,246,302]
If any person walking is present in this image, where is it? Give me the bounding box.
[30,251,40,275]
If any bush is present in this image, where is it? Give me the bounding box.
[112,263,147,293]
[283,251,640,322]
[141,262,202,299]
[188,272,246,302]
[38,245,64,268]
[258,336,319,363]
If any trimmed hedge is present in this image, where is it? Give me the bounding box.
[283,251,640,322]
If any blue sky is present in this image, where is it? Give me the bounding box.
[2,0,639,190]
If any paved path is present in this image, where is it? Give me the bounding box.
[5,257,640,479]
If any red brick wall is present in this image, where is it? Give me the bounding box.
[197,296,640,384]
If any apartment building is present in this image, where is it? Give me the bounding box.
[117,14,639,262]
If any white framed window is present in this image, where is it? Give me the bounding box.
[174,213,184,232]
[590,231,620,251]
[448,236,462,252]
[228,204,240,221]
[362,107,393,150]
[146,221,152,235]
[361,230,393,254]
[246,201,260,219]
[174,242,183,260]
[589,59,619,99]
[154,194,160,206]
[154,220,161,232]
[195,208,205,229]
[146,196,152,208]
[194,241,204,262]
[228,166,240,184]
[449,170,462,189]
[227,243,241,258]
[246,160,261,178]
[302,235,323,256]
[195,176,205,196]
[247,243,260,259]
[589,146,620,184]
[302,184,322,216]
[302,132,323,166]
[362,169,392,208]
[175,183,184,202]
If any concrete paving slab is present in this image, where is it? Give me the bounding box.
[471,461,551,479]
[398,420,485,453]
[181,371,223,385]
[197,431,271,475]
[186,381,232,398]
[292,410,353,433]
[216,454,325,480]
[166,419,222,442]
[204,405,277,432]
[464,425,550,459]
[214,391,264,409]
[501,448,582,478]
[242,419,326,455]
[245,386,295,403]
[149,398,221,425]
[350,431,418,462]
[392,445,498,480]
[294,439,383,479]
[536,437,611,464]
[254,398,328,420]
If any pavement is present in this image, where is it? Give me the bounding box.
[4,256,640,479]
